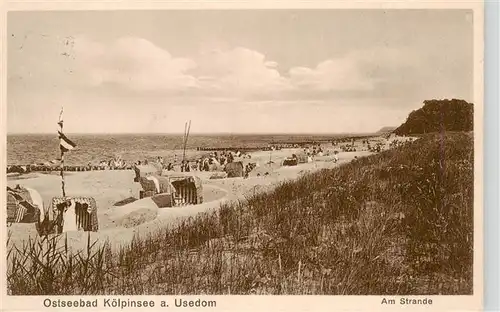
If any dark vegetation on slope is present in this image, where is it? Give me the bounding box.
[7,133,473,295]
[377,126,397,133]
[394,99,473,135]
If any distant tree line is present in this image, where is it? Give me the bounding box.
[394,99,474,135]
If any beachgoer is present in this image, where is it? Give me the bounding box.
[203,159,210,171]
[185,160,189,172]
[244,164,251,179]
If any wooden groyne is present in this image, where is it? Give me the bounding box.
[196,141,328,152]
[7,165,134,174]
[196,147,263,152]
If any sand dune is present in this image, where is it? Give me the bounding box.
[7,136,413,252]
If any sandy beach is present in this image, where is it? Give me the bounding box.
[6,136,391,252]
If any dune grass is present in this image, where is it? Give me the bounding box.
[6,132,474,295]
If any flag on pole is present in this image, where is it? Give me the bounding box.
[58,107,64,127]
[58,131,76,152]
[57,107,76,152]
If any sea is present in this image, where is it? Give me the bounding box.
[7,133,357,166]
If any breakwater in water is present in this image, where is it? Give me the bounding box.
[7,165,134,174]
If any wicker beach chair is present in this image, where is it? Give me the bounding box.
[167,174,203,205]
[6,186,42,225]
[46,196,99,234]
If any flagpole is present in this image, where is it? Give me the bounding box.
[182,120,191,163]
[182,122,187,163]
[59,107,66,197]
[61,147,65,197]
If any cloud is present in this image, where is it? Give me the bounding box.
[194,47,290,96]
[289,58,375,92]
[71,37,418,102]
[194,47,399,98]
[75,37,197,92]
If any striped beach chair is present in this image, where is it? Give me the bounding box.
[6,186,42,225]
[167,174,203,206]
[50,196,99,233]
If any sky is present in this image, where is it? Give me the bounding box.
[7,10,474,134]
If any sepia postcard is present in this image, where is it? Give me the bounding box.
[1,1,484,311]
